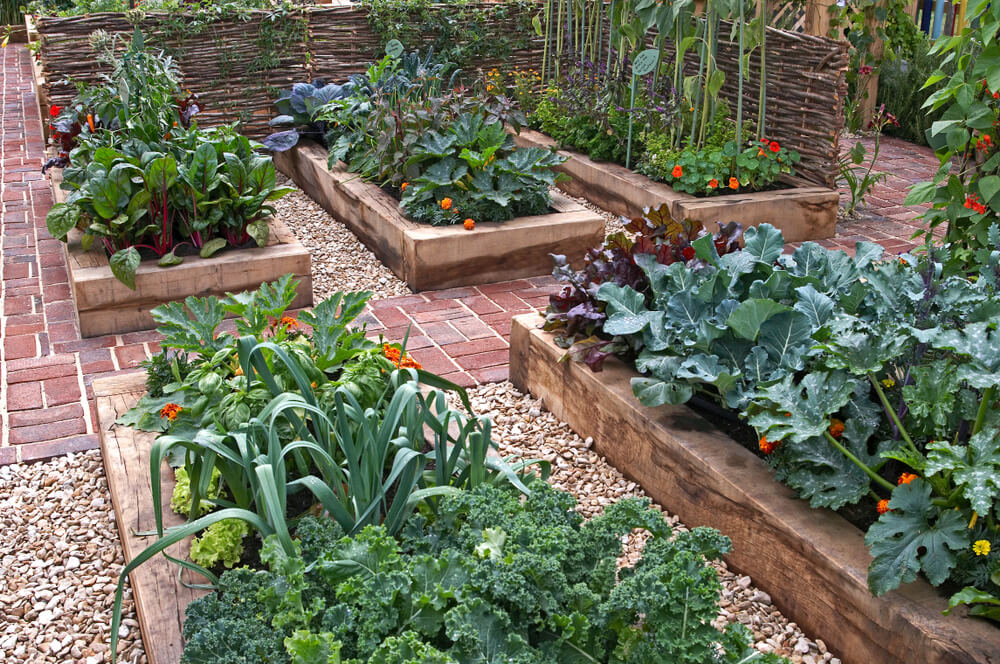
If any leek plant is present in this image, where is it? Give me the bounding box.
[109,337,544,664]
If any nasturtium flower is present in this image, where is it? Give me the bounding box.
[671,165,683,178]
[973,540,991,556]
[876,499,890,515]
[728,177,739,190]
[708,179,719,188]
[769,141,780,152]
[897,472,918,486]
[49,105,62,117]
[440,197,453,210]
[401,182,409,192]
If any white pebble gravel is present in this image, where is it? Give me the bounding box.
[0,451,146,663]
[273,176,412,302]
[452,381,840,664]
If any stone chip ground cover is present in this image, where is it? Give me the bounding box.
[0,451,146,664]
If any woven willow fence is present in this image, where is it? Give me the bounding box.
[34,3,845,186]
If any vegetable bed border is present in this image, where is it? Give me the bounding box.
[508,313,1000,664]
[273,140,605,292]
[48,172,313,337]
[511,129,839,243]
[95,373,206,664]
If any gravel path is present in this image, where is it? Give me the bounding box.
[273,176,412,302]
[0,451,146,664]
[452,381,840,664]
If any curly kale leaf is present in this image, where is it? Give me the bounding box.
[181,568,285,664]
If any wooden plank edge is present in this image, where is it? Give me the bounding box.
[508,313,1000,664]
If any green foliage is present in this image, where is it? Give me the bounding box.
[171,466,221,517]
[876,30,949,145]
[44,30,292,288]
[292,50,561,225]
[190,518,250,570]
[180,484,784,664]
[361,0,534,71]
[904,0,1000,261]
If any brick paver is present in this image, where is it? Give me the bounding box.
[0,43,944,465]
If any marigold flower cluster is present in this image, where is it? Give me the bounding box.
[382,344,422,370]
[876,499,890,515]
[159,403,183,421]
[280,316,298,330]
[973,539,992,556]
[828,418,845,439]
[758,436,780,454]
[897,472,918,486]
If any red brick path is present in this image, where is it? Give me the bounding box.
[0,43,940,464]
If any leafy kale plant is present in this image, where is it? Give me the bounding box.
[179,483,789,664]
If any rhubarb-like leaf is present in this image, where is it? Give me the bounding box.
[865,480,966,595]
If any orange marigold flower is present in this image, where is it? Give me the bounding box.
[382,343,402,362]
[159,403,182,421]
[876,499,891,515]
[280,315,298,330]
[728,177,739,190]
[464,218,475,230]
[828,418,845,439]
[440,197,453,210]
[898,472,918,485]
[400,357,422,370]
[769,141,780,153]
[708,178,719,188]
[759,436,780,454]
[672,165,684,178]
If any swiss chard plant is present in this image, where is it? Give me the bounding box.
[177,483,789,664]
[43,29,292,288]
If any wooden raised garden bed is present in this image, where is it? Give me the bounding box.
[509,313,1000,664]
[49,176,313,337]
[273,140,605,292]
[511,129,838,243]
[95,373,206,664]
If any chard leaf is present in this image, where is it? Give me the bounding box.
[199,237,228,258]
[46,203,78,240]
[158,250,184,267]
[247,220,269,248]
[865,480,967,595]
[110,247,141,290]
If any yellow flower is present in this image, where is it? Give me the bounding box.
[973,540,991,556]
[881,377,895,388]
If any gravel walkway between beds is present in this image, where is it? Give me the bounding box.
[0,451,146,664]
[273,176,412,302]
[453,381,841,664]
